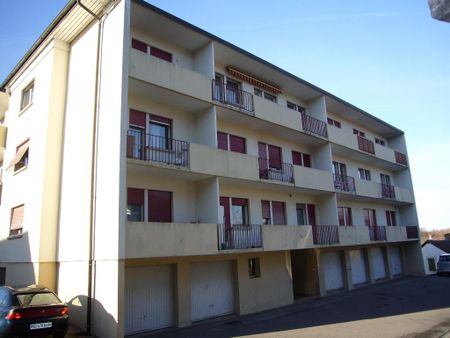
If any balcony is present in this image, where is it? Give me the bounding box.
[338,226,371,246]
[217,224,262,250]
[301,112,328,138]
[212,80,254,114]
[312,225,339,245]
[259,158,294,183]
[395,151,408,166]
[357,135,375,154]
[381,183,396,199]
[333,174,356,193]
[369,226,387,241]
[293,165,334,192]
[406,225,419,239]
[127,130,189,167]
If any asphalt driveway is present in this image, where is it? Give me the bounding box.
[134,275,450,338]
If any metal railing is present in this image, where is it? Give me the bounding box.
[369,226,387,241]
[212,80,254,114]
[357,135,375,154]
[127,130,190,167]
[312,225,340,245]
[333,174,356,193]
[406,225,419,239]
[395,151,408,166]
[381,183,396,199]
[217,224,263,250]
[301,112,328,138]
[258,158,294,183]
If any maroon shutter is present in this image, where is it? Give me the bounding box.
[307,204,316,226]
[258,142,267,158]
[391,211,396,226]
[148,190,172,222]
[130,109,146,127]
[261,200,271,219]
[150,114,171,125]
[371,209,377,226]
[364,209,371,226]
[272,201,286,225]
[292,151,303,166]
[302,153,311,168]
[150,46,172,62]
[345,208,352,226]
[268,144,282,169]
[132,38,148,53]
[217,132,228,150]
[220,196,230,227]
[385,210,391,226]
[229,135,246,154]
[127,188,144,205]
[338,207,344,226]
[231,198,248,206]
[258,142,268,178]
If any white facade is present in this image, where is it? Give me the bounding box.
[422,243,447,275]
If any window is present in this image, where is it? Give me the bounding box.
[271,201,286,225]
[353,128,365,137]
[263,92,277,103]
[6,139,30,173]
[254,88,262,97]
[287,101,306,113]
[226,79,241,105]
[261,200,271,225]
[231,198,248,225]
[20,81,34,111]
[131,38,148,53]
[292,151,311,168]
[127,188,144,221]
[375,138,386,146]
[338,207,352,226]
[248,258,261,278]
[131,38,172,62]
[327,117,341,128]
[149,115,171,149]
[386,210,396,226]
[128,109,146,159]
[10,205,24,237]
[217,132,246,154]
[217,131,228,150]
[148,190,172,222]
[380,173,391,186]
[363,208,377,226]
[296,203,316,226]
[358,168,371,181]
[427,258,436,272]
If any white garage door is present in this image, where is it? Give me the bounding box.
[191,261,235,321]
[390,246,403,276]
[125,265,174,335]
[321,251,344,291]
[349,249,367,285]
[372,247,386,280]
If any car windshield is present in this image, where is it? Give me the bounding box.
[15,292,61,307]
[439,256,450,262]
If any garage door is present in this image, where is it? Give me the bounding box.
[125,265,174,335]
[321,251,344,291]
[191,261,235,321]
[372,247,386,280]
[390,246,403,276]
[349,249,367,285]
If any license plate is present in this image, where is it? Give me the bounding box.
[30,322,52,330]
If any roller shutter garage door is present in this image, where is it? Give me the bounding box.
[372,247,387,280]
[191,261,235,321]
[125,265,174,335]
[349,249,368,285]
[390,246,403,276]
[321,251,344,291]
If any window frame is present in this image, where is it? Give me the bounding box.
[353,128,365,137]
[327,117,341,128]
[358,168,371,181]
[338,206,352,226]
[20,81,34,112]
[385,210,397,226]
[9,204,25,238]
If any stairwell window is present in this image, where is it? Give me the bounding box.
[20,81,34,111]
[9,204,24,237]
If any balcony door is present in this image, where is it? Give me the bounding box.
[380,174,391,186]
[363,208,377,227]
[214,74,224,101]
[332,161,347,176]
[225,79,241,105]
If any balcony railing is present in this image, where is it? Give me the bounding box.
[212,80,254,114]
[369,226,387,241]
[301,112,328,138]
[312,225,340,245]
[127,130,190,167]
[217,224,263,250]
[357,136,375,154]
[333,174,356,193]
[258,158,294,183]
[406,225,419,239]
[381,183,396,199]
[395,151,408,166]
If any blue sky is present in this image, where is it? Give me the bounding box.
[1,1,449,230]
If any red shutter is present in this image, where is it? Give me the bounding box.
[217,132,228,150]
[261,200,271,219]
[258,142,267,158]
[229,135,246,154]
[148,190,172,222]
[220,196,230,227]
[292,151,303,166]
[150,114,171,125]
[231,198,248,206]
[132,38,148,53]
[268,144,282,169]
[130,109,146,127]
[307,204,316,226]
[127,188,144,205]
[345,208,352,226]
[303,153,311,168]
[150,46,172,62]
[338,207,344,226]
[272,201,286,225]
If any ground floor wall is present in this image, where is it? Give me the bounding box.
[0,261,57,290]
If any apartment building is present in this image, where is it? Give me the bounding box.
[0,0,424,337]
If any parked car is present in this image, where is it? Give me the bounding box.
[437,254,450,276]
[0,285,68,338]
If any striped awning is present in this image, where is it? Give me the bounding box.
[227,67,282,95]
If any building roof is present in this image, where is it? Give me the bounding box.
[422,240,450,253]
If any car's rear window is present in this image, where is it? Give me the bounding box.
[15,292,61,307]
[439,256,450,262]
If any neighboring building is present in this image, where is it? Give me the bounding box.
[422,234,450,274]
[0,0,425,337]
